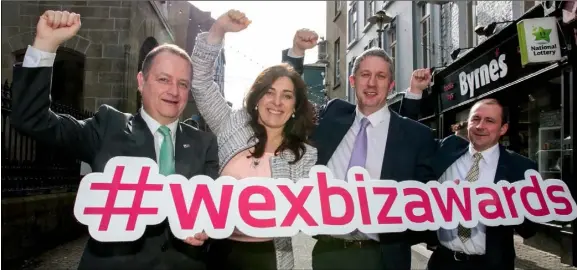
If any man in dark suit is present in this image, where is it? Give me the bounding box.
[281,28,319,75]
[10,10,219,270]
[285,46,438,269]
[399,83,537,269]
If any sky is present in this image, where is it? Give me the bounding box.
[190,1,327,109]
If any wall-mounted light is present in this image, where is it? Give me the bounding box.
[450,47,474,60]
[368,10,393,48]
[475,21,514,36]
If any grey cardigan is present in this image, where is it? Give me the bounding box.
[191,32,318,270]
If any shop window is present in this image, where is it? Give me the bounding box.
[522,82,562,179]
[518,74,572,232]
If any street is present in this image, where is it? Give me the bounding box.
[19,233,430,270]
[18,233,575,270]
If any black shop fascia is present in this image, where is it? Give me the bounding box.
[431,9,566,114]
[434,37,554,114]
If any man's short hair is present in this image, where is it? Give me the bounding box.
[470,98,509,124]
[141,44,193,80]
[351,47,395,81]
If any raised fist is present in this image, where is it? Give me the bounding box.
[213,9,251,34]
[35,10,81,49]
[293,28,319,51]
[409,68,432,94]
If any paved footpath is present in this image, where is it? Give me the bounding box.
[18,233,429,270]
[411,235,577,270]
[18,234,575,270]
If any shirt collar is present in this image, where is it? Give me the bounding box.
[140,107,179,139]
[468,143,500,166]
[354,104,390,128]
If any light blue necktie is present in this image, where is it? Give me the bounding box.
[346,117,370,240]
[348,118,370,169]
[157,126,175,176]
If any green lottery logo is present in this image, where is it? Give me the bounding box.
[532,26,552,44]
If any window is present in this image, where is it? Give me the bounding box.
[388,27,397,92]
[334,38,340,85]
[364,0,375,25]
[388,29,396,71]
[368,39,375,49]
[348,57,356,103]
[348,3,358,43]
[420,3,431,68]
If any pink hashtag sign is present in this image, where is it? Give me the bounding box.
[74,157,577,243]
[74,157,167,242]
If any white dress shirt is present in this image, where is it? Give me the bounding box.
[327,104,391,241]
[22,45,178,163]
[437,143,500,255]
[139,108,178,162]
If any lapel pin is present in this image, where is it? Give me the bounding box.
[183,144,190,148]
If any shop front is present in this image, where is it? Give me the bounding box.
[423,4,576,266]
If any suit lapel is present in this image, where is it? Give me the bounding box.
[127,113,156,161]
[174,123,198,178]
[493,145,509,183]
[380,110,403,180]
[318,111,355,165]
[435,136,469,176]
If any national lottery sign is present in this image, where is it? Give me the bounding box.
[73,157,577,242]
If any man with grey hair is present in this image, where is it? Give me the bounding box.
[299,46,438,269]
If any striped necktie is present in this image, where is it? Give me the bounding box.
[457,152,483,242]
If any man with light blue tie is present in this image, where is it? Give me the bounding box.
[307,48,438,270]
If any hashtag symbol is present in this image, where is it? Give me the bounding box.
[83,165,164,231]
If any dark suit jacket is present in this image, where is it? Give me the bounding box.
[10,66,219,270]
[399,97,537,269]
[282,48,304,75]
[311,98,438,270]
[428,135,537,269]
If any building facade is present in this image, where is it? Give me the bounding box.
[303,63,327,109]
[325,1,348,100]
[1,1,224,120]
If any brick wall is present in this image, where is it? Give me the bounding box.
[1,1,174,113]
[1,193,85,265]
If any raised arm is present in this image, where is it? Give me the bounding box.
[397,68,432,121]
[281,29,319,76]
[190,10,251,135]
[11,10,107,164]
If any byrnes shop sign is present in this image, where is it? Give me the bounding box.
[438,34,545,111]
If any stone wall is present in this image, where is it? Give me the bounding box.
[1,1,173,113]
[1,193,85,266]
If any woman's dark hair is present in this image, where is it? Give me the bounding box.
[244,63,316,164]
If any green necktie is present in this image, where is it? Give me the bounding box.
[157,126,175,176]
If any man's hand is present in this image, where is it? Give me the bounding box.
[33,10,81,53]
[292,28,319,56]
[409,68,432,94]
[207,9,251,45]
[184,232,209,246]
